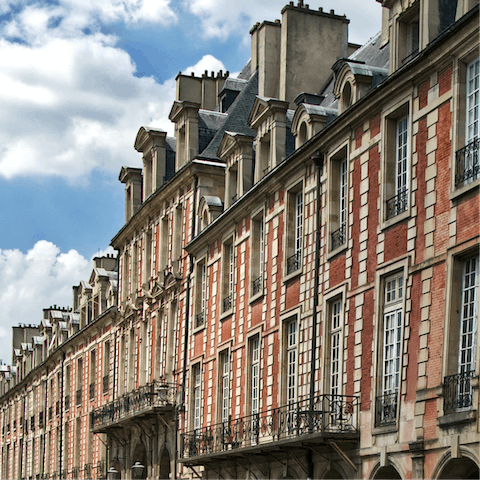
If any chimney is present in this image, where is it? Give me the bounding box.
[257,20,282,98]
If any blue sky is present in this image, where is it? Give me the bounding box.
[0,0,382,362]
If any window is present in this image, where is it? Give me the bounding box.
[222,242,234,313]
[444,255,478,414]
[286,320,298,407]
[383,104,410,223]
[396,5,419,67]
[329,299,342,398]
[172,205,183,261]
[160,216,169,272]
[286,187,303,275]
[329,147,348,251]
[456,58,479,187]
[143,229,152,285]
[103,341,110,394]
[89,350,96,401]
[195,260,207,328]
[76,359,83,406]
[192,364,202,431]
[376,273,404,427]
[251,214,265,296]
[220,352,230,424]
[250,337,260,416]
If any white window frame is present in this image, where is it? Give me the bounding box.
[286,320,298,407]
[251,337,260,415]
[395,116,409,199]
[330,299,342,398]
[466,58,479,145]
[220,352,230,424]
[193,364,202,431]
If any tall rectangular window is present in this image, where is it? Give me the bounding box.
[250,337,260,415]
[222,242,234,313]
[103,341,110,394]
[286,186,303,275]
[89,350,96,400]
[330,300,342,397]
[395,117,409,199]
[286,320,298,406]
[466,59,479,144]
[330,148,348,251]
[220,352,230,423]
[193,364,202,431]
[251,215,264,296]
[376,273,403,426]
[195,260,207,328]
[143,229,152,285]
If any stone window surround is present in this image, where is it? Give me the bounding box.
[193,255,208,333]
[249,206,266,303]
[371,257,409,435]
[220,235,235,320]
[380,96,413,230]
[245,328,263,418]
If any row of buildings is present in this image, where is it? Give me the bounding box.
[0,0,479,478]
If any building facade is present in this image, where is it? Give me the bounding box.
[1,0,479,479]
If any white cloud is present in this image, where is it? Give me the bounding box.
[184,0,382,45]
[0,241,93,363]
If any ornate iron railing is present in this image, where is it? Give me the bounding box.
[96,460,106,479]
[84,463,92,478]
[223,294,232,312]
[180,394,359,459]
[76,389,82,406]
[103,375,109,394]
[331,225,346,250]
[375,393,398,426]
[455,139,479,186]
[91,381,177,429]
[252,276,262,295]
[286,251,301,275]
[386,189,408,219]
[443,370,475,414]
[195,311,205,328]
[89,382,95,400]
[61,469,67,479]
[71,467,79,479]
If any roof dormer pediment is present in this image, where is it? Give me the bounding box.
[248,97,289,130]
[134,126,167,153]
[168,100,201,124]
[217,131,254,160]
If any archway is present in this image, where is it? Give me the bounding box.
[159,448,171,479]
[373,465,402,479]
[437,457,480,479]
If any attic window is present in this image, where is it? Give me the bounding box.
[298,122,308,145]
[341,82,353,112]
[398,7,419,65]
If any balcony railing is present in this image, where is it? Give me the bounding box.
[455,139,479,186]
[91,381,177,430]
[331,225,346,250]
[89,382,95,400]
[375,393,398,426]
[286,251,301,275]
[84,463,92,478]
[386,189,408,220]
[76,389,82,406]
[443,370,475,414]
[96,460,106,479]
[223,294,232,313]
[252,276,262,295]
[72,467,79,479]
[64,395,70,411]
[103,375,109,394]
[195,311,205,328]
[180,394,359,459]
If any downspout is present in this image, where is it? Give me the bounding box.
[176,174,198,480]
[308,152,323,479]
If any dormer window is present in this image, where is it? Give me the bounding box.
[298,122,308,145]
[340,82,353,112]
[398,8,419,65]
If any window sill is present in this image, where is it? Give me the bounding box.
[381,207,410,231]
[219,309,233,321]
[327,243,348,261]
[283,265,302,283]
[371,423,398,436]
[249,290,264,304]
[449,178,480,202]
[438,409,477,428]
[192,323,206,334]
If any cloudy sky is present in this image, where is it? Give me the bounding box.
[0,0,382,362]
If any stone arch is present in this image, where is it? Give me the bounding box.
[370,461,403,480]
[432,449,480,479]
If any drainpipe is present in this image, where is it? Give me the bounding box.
[308,152,323,479]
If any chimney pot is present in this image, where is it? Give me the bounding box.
[289,1,293,5]
[305,4,309,8]
[330,9,335,14]
[211,71,214,77]
[319,7,322,12]
[191,72,195,77]
[226,71,229,77]
[275,19,280,23]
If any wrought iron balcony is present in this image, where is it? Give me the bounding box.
[76,389,82,406]
[223,294,232,312]
[89,382,95,400]
[331,225,346,250]
[455,139,479,186]
[195,311,205,328]
[96,460,106,479]
[252,276,262,295]
[103,375,109,394]
[91,380,177,432]
[443,370,475,414]
[375,393,398,426]
[84,463,92,478]
[72,467,79,479]
[180,394,359,461]
[286,251,301,275]
[386,189,408,220]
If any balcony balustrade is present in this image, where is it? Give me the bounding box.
[252,276,262,295]
[443,370,475,414]
[455,138,479,186]
[331,225,346,250]
[195,311,205,328]
[91,381,177,432]
[375,393,398,426]
[96,460,106,479]
[84,463,92,478]
[72,467,79,479]
[180,394,359,461]
[222,294,232,313]
[386,189,408,220]
[286,251,301,275]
